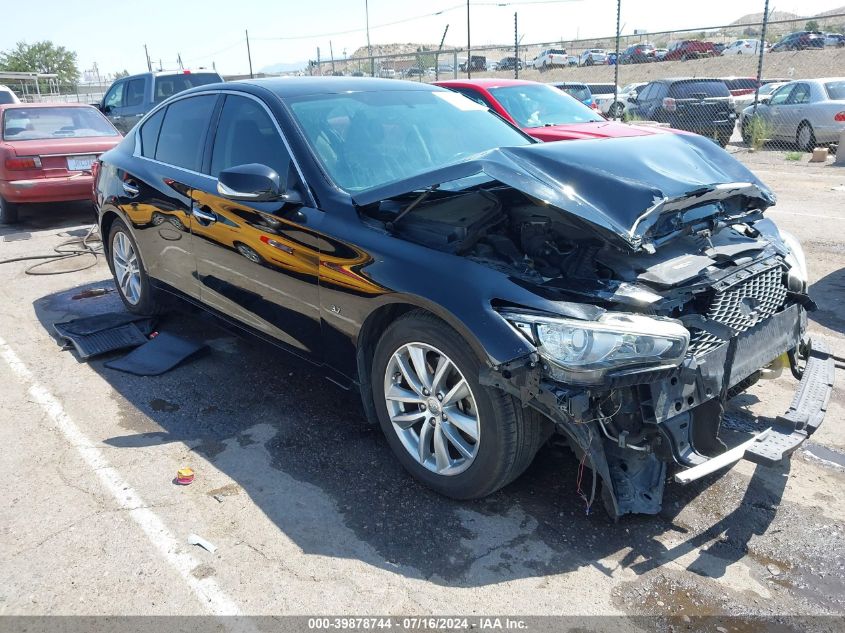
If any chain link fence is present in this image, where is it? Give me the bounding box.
[310,12,845,154]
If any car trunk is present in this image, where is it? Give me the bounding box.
[5,137,119,179]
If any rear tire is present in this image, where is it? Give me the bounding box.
[372,310,547,499]
[0,196,19,225]
[797,122,816,152]
[107,218,163,316]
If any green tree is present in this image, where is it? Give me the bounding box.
[0,41,79,84]
[805,20,820,32]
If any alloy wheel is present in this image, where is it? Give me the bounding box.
[383,342,480,476]
[112,231,141,305]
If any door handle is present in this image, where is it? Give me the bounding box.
[112,115,122,120]
[122,181,139,197]
[192,205,217,224]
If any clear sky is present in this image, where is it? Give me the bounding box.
[2,0,842,78]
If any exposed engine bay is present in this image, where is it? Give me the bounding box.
[362,176,830,520]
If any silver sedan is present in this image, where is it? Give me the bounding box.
[739,78,845,150]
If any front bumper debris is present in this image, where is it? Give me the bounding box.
[675,338,834,484]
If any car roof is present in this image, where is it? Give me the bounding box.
[434,78,538,89]
[232,76,444,98]
[0,102,98,112]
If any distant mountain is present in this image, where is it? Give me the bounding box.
[258,61,309,74]
[814,6,845,17]
[730,11,800,26]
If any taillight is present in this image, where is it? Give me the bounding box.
[5,156,42,171]
[835,112,845,122]
[663,97,677,113]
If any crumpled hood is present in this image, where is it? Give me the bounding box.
[352,133,775,251]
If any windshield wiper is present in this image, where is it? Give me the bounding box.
[386,185,439,231]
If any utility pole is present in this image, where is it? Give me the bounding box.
[177,53,183,70]
[466,0,471,78]
[514,12,519,79]
[752,0,771,118]
[245,30,254,78]
[613,0,621,118]
[365,0,374,77]
[436,24,449,81]
[144,44,152,72]
[317,47,322,76]
[330,40,336,75]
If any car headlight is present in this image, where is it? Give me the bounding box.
[779,230,808,292]
[501,311,689,385]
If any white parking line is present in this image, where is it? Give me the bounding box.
[0,334,248,619]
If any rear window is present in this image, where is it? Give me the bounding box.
[153,73,221,103]
[723,78,758,91]
[670,81,730,98]
[548,49,566,55]
[558,85,590,102]
[2,107,119,140]
[586,84,614,94]
[825,81,845,100]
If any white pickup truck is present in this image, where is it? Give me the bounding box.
[533,48,569,71]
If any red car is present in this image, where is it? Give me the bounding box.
[720,76,761,97]
[663,40,717,61]
[0,103,121,224]
[433,78,672,142]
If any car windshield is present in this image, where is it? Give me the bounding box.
[825,81,845,100]
[621,83,643,94]
[759,83,783,96]
[549,49,566,55]
[2,107,119,140]
[287,89,532,192]
[153,72,221,103]
[489,84,603,128]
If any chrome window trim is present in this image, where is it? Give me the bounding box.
[132,89,314,206]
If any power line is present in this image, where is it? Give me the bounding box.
[252,0,582,41]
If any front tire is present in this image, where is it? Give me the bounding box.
[0,196,19,225]
[107,218,162,315]
[372,311,546,499]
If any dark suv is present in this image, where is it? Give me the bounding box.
[98,70,223,134]
[772,31,825,51]
[620,44,656,64]
[497,57,523,71]
[629,78,736,146]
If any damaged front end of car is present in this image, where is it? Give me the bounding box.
[354,133,834,519]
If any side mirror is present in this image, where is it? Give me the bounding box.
[629,95,638,104]
[217,163,282,202]
[758,96,770,105]
[102,104,112,114]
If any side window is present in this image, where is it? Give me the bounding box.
[104,82,124,109]
[787,83,811,104]
[653,84,669,100]
[638,84,655,101]
[154,95,217,171]
[769,85,793,106]
[125,79,146,108]
[210,95,291,181]
[139,108,165,158]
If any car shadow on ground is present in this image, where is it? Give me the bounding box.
[0,201,94,238]
[809,268,845,335]
[32,280,793,588]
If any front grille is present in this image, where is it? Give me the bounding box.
[688,263,788,357]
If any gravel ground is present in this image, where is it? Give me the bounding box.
[0,152,844,629]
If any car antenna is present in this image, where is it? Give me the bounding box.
[386,185,439,231]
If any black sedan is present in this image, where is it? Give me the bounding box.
[94,78,832,519]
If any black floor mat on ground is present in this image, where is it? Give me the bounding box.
[104,332,205,376]
[54,313,156,360]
